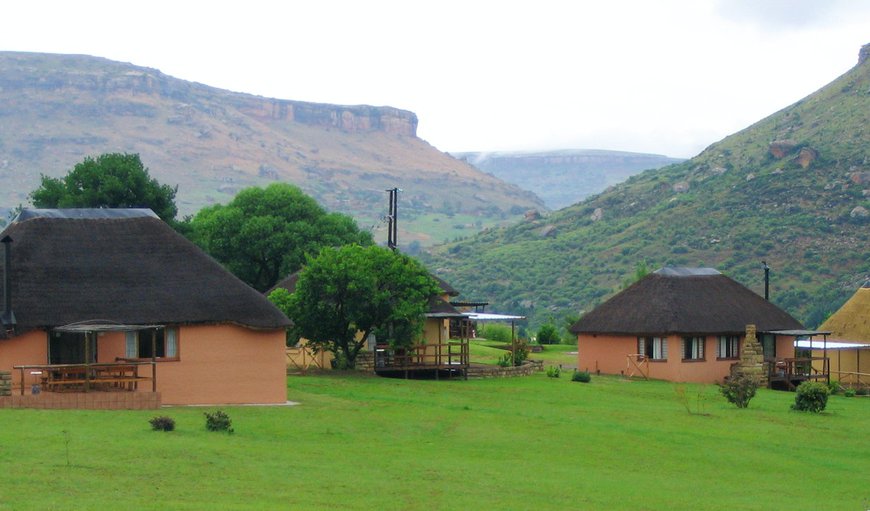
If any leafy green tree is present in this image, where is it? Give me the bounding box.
[29,153,178,222]
[536,323,560,345]
[266,288,295,346]
[188,183,372,292]
[286,244,440,368]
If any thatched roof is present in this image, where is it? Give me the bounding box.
[0,209,291,333]
[431,274,459,297]
[425,296,465,318]
[570,267,803,335]
[268,271,300,295]
[819,282,870,341]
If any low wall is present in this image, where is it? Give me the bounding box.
[0,391,161,410]
[467,360,543,379]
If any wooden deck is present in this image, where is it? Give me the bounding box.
[374,342,469,379]
[767,357,829,390]
[13,362,155,394]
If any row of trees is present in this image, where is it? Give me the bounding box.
[28,153,437,367]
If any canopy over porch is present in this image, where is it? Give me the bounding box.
[13,320,166,395]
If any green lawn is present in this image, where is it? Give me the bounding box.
[1,374,867,510]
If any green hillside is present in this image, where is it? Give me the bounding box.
[425,44,870,329]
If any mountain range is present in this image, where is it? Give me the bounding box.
[425,43,870,330]
[453,149,683,210]
[0,52,544,245]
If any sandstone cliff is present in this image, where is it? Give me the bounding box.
[0,52,544,245]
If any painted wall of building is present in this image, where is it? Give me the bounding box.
[0,330,47,389]
[149,324,286,405]
[577,333,794,384]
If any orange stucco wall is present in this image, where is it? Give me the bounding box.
[147,324,286,405]
[1,325,286,405]
[0,330,48,390]
[578,333,795,384]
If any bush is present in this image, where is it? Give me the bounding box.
[546,366,561,378]
[844,388,856,398]
[478,323,513,343]
[792,381,830,413]
[718,375,758,408]
[572,370,591,383]
[537,324,560,345]
[496,352,512,367]
[149,416,176,432]
[204,410,234,433]
[513,339,530,366]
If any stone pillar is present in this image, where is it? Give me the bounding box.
[733,324,767,386]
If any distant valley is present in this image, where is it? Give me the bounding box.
[453,150,683,210]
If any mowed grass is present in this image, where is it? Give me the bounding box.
[0,374,868,510]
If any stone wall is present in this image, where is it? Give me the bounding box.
[467,360,543,379]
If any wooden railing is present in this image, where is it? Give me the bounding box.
[374,342,469,371]
[767,357,829,390]
[832,370,870,390]
[13,362,154,395]
[286,345,331,374]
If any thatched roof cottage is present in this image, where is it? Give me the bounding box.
[570,267,804,383]
[0,209,290,406]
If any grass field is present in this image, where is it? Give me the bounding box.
[0,373,867,510]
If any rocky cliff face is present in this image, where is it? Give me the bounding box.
[0,52,418,137]
[0,52,544,244]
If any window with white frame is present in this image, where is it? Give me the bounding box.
[125,327,178,359]
[637,336,668,360]
[682,336,705,361]
[717,335,740,359]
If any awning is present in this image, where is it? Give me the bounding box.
[465,312,526,321]
[797,340,870,350]
[768,329,832,337]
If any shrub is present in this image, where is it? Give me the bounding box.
[546,366,561,378]
[537,324,560,345]
[792,381,830,413]
[827,381,841,394]
[205,410,234,433]
[478,323,513,342]
[718,374,758,408]
[513,339,530,366]
[149,416,176,432]
[856,387,869,396]
[496,352,512,367]
[572,370,591,383]
[844,388,856,398]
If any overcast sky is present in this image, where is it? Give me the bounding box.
[2,1,868,158]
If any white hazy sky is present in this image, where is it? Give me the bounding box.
[2,1,868,158]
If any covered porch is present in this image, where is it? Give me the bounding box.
[766,329,831,390]
[6,320,163,408]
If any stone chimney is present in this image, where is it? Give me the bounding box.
[731,324,767,386]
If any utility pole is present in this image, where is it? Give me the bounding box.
[386,188,399,251]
